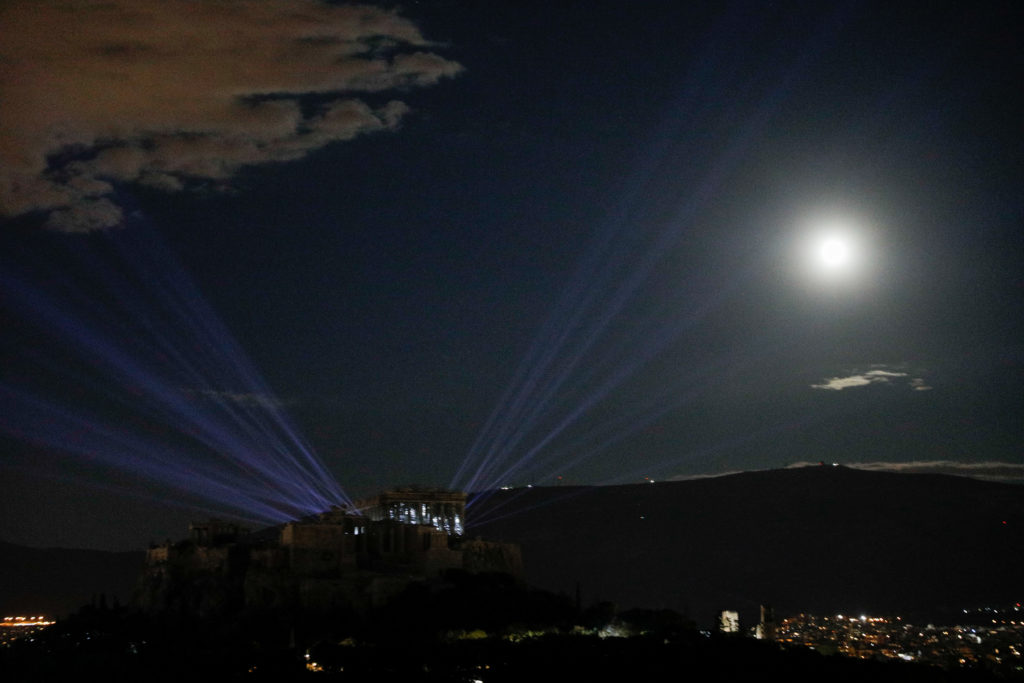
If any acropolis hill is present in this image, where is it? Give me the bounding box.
[135,488,522,617]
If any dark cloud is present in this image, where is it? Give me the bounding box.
[0,0,462,232]
[789,461,1024,485]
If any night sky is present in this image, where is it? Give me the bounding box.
[1,0,1022,550]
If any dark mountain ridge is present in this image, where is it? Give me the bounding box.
[0,542,143,617]
[1,466,1020,625]
[467,466,1023,625]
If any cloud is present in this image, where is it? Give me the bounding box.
[0,0,462,232]
[811,366,932,391]
[909,377,933,391]
[667,470,747,482]
[789,460,1024,484]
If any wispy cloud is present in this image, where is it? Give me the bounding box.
[666,470,747,482]
[909,378,933,391]
[0,0,462,232]
[811,365,932,391]
[788,460,1024,484]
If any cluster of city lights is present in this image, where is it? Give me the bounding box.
[1,616,54,627]
[777,608,1024,669]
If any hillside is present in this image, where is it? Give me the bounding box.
[0,542,144,617]
[1,466,1020,625]
[467,466,1023,624]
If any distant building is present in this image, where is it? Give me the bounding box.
[755,604,776,640]
[718,610,740,633]
[136,489,518,617]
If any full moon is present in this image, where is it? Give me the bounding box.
[817,235,852,268]
[790,209,876,292]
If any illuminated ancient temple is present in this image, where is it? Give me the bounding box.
[354,487,466,536]
[137,488,516,616]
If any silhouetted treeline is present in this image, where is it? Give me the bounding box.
[1,572,1013,682]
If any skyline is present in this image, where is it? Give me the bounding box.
[1,0,1022,550]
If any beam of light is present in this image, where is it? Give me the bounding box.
[465,339,774,526]
[601,412,822,488]
[465,317,731,506]
[0,384,302,521]
[468,404,823,530]
[455,256,750,497]
[452,172,733,495]
[1,265,339,512]
[0,216,350,523]
[4,457,289,530]
[466,485,599,531]
[100,223,344,499]
[452,5,854,502]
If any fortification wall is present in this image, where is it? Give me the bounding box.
[460,539,524,578]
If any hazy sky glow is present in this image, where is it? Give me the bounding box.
[0,0,1021,549]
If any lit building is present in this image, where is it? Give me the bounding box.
[718,610,740,633]
[354,488,465,536]
[756,604,776,640]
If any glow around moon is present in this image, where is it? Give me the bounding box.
[790,210,877,293]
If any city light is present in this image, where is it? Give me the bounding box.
[0,616,55,647]
[775,607,1024,667]
[2,616,55,627]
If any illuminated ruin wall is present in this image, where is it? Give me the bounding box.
[354,488,466,536]
[137,491,517,616]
